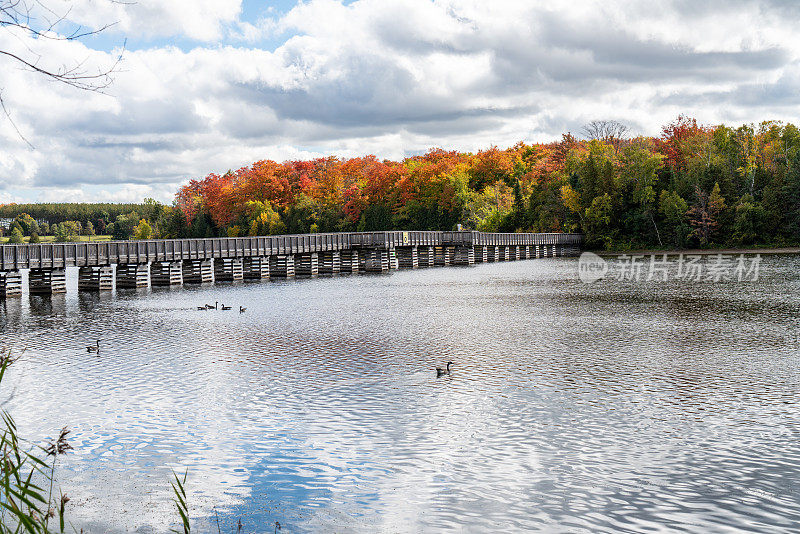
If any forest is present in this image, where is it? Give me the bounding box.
[2,116,800,250]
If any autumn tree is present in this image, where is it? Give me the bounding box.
[688,183,725,245]
[133,219,153,240]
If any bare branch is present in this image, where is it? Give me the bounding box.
[581,120,630,143]
[0,0,128,142]
[0,91,33,148]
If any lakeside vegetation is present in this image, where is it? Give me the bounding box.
[2,117,800,250]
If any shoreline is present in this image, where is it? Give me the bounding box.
[593,247,800,257]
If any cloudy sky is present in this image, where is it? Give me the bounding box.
[0,0,798,203]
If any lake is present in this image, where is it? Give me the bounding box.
[1,254,799,533]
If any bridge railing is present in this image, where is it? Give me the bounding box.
[0,231,583,270]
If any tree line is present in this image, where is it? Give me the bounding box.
[3,116,799,250]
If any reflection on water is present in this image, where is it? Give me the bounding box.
[1,256,800,533]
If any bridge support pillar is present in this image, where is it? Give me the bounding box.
[214,258,243,282]
[338,251,357,273]
[388,249,399,270]
[30,268,66,294]
[78,266,113,291]
[433,246,449,266]
[117,264,149,288]
[183,259,213,284]
[269,255,295,278]
[507,246,517,261]
[473,246,488,263]
[416,246,431,267]
[243,256,270,280]
[396,246,418,269]
[295,253,319,278]
[318,252,340,275]
[360,249,388,272]
[151,262,183,286]
[0,271,22,298]
[451,246,475,266]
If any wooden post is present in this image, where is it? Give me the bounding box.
[295,253,319,278]
[417,246,431,267]
[338,250,357,274]
[396,246,418,269]
[317,251,340,275]
[183,259,214,283]
[433,246,449,266]
[268,255,295,278]
[214,258,244,282]
[451,246,475,265]
[0,271,22,298]
[117,264,149,288]
[78,266,113,291]
[151,262,183,286]
[29,268,66,294]
[361,249,388,272]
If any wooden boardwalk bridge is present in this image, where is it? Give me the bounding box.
[0,231,583,297]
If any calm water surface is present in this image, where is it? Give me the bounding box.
[1,255,799,533]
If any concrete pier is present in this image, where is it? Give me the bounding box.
[78,266,114,291]
[30,269,66,294]
[183,259,214,284]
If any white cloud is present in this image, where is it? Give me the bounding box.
[63,0,243,41]
[1,0,799,202]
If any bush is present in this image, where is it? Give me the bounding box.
[112,214,137,240]
[8,227,24,243]
[53,223,69,243]
[29,232,40,243]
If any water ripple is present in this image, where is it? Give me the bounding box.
[0,257,799,532]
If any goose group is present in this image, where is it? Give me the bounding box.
[197,301,246,313]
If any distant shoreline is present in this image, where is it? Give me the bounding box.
[594,247,800,257]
